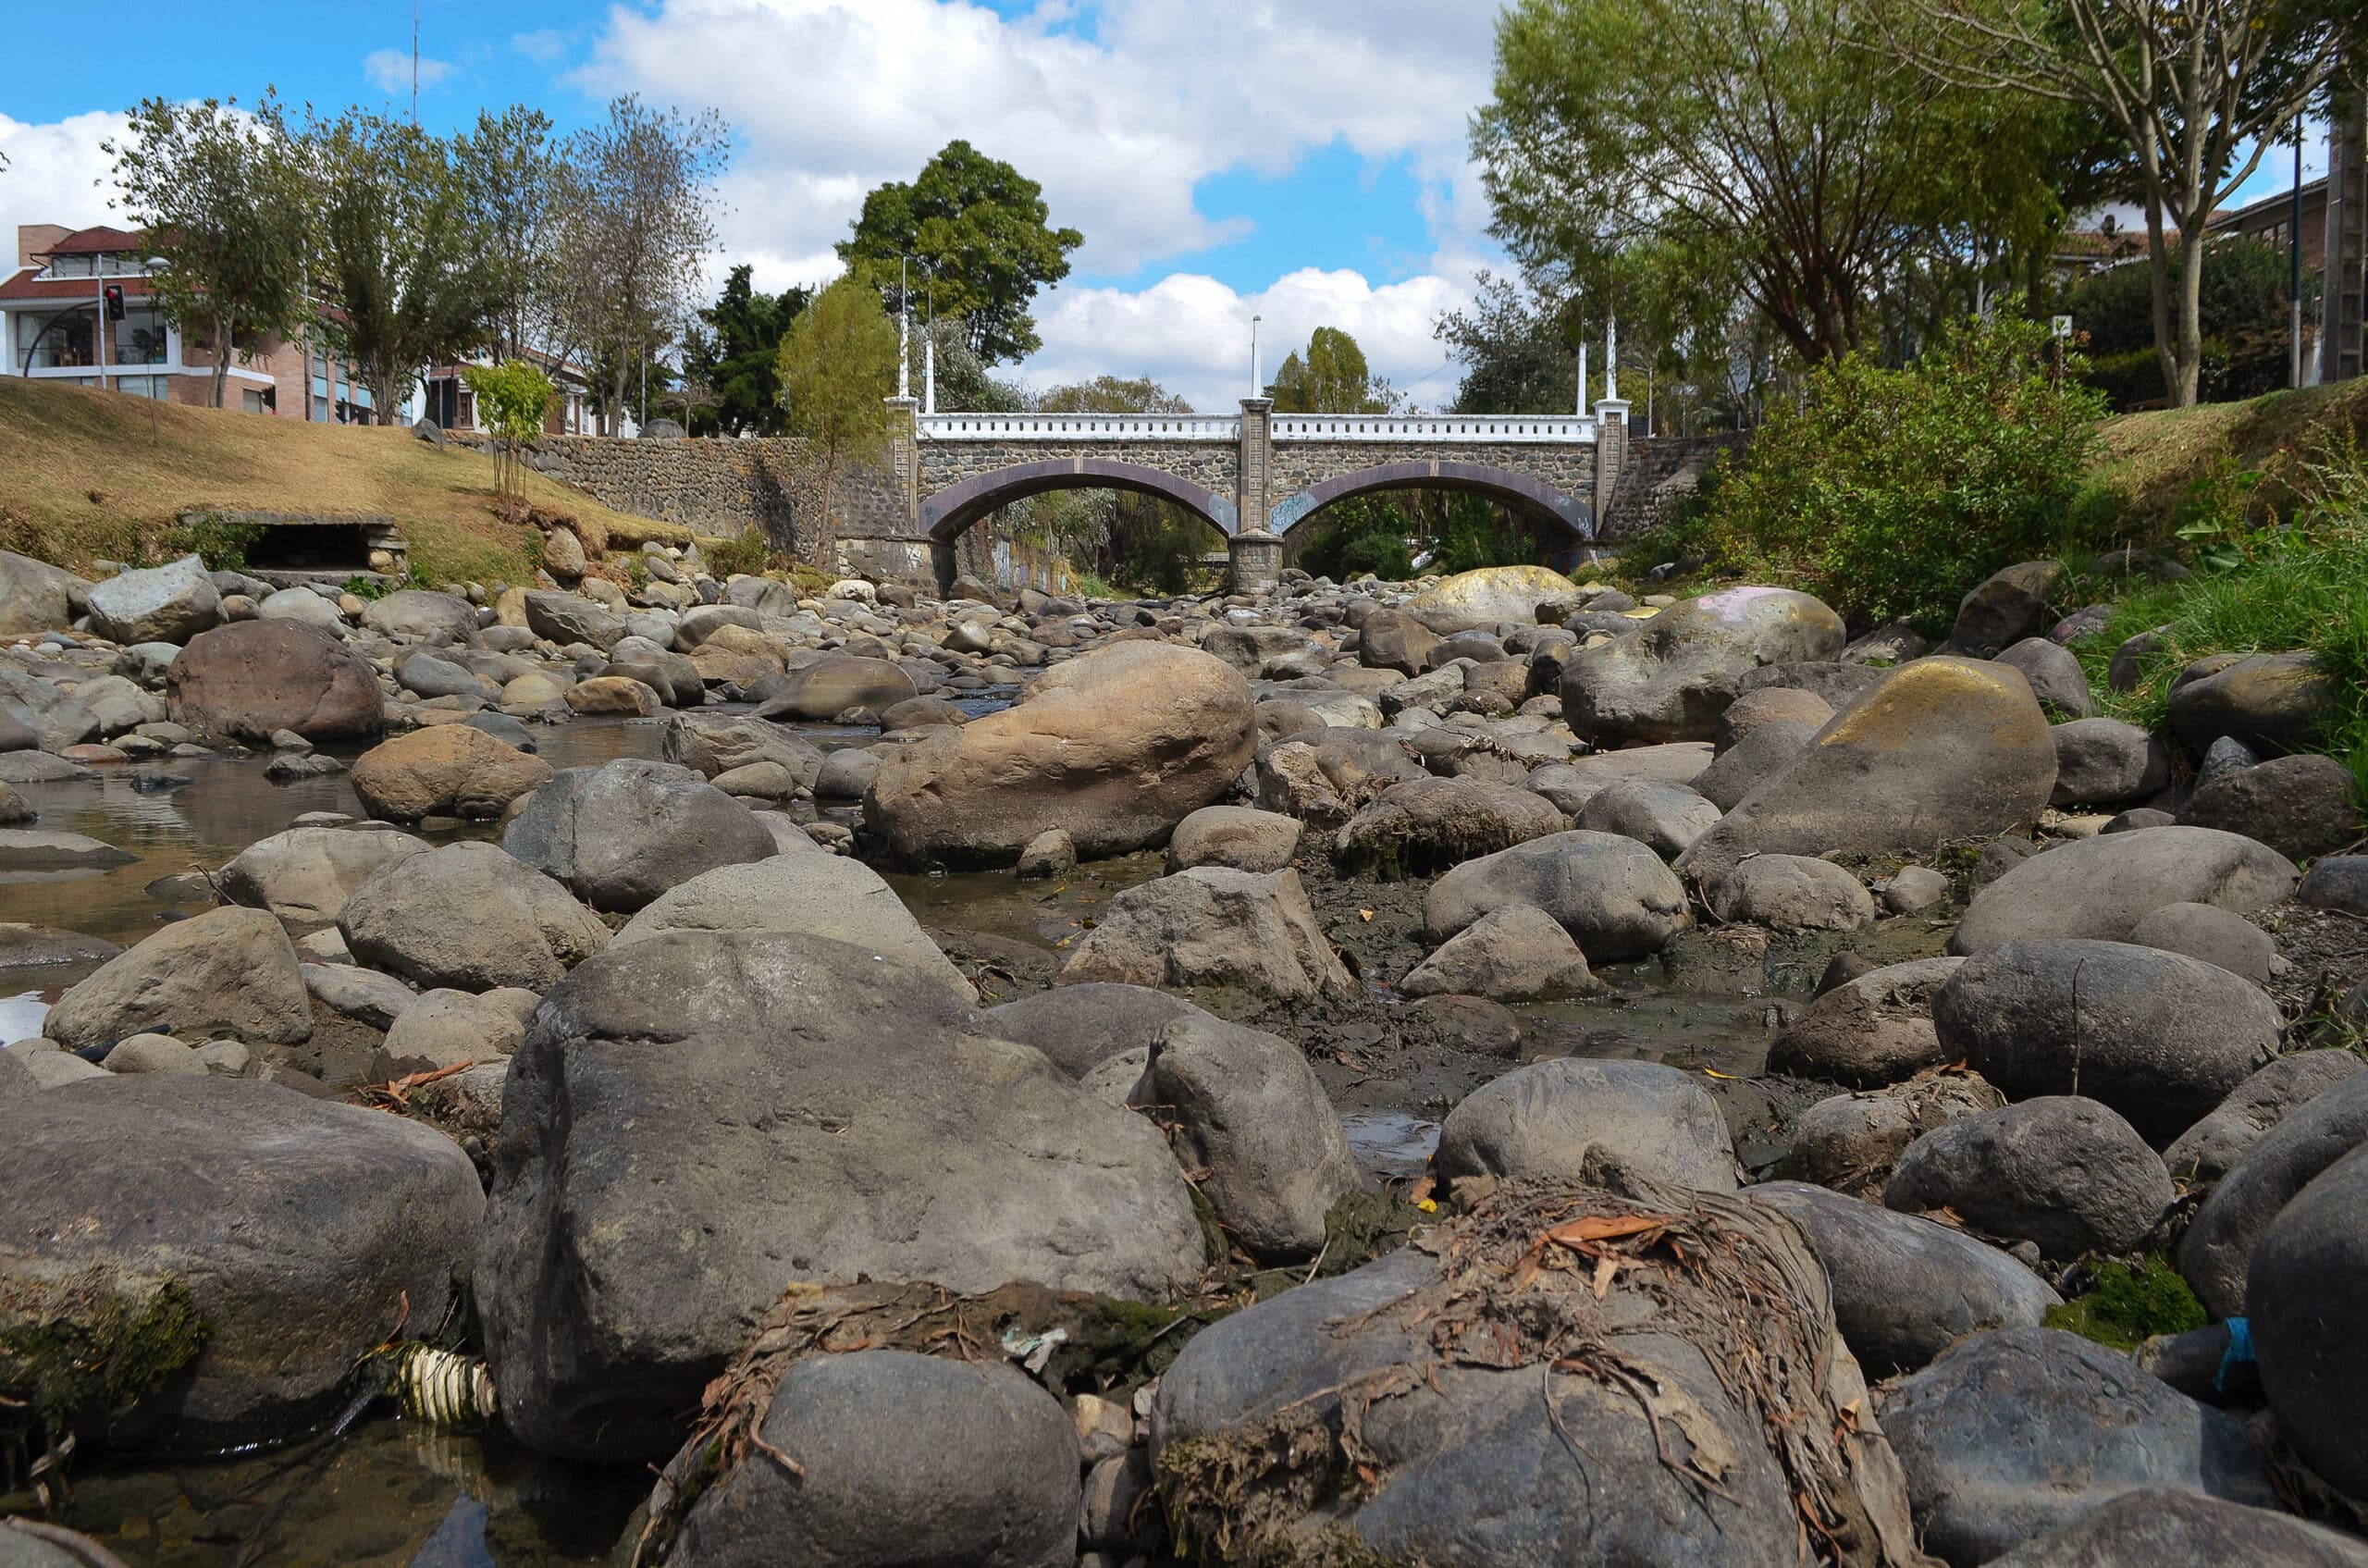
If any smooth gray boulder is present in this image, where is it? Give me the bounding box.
[2250,1143,2368,1498]
[1884,1096,2171,1258]
[660,713,828,794]
[1524,742,1713,815]
[980,983,1218,1080]
[1424,830,1691,961]
[751,655,919,721]
[0,550,90,636]
[522,590,628,651]
[1681,657,2056,878]
[43,907,311,1052]
[1882,1327,2278,1566]
[501,759,778,913]
[1933,939,2280,1144]
[1950,560,2064,657]
[1949,826,2297,954]
[1400,904,1599,1001]
[339,841,609,993]
[2049,717,2171,807]
[1995,636,2093,717]
[1700,853,1875,931]
[362,588,477,644]
[1693,718,1819,809]
[1572,777,1720,858]
[1785,1071,2007,1200]
[1166,803,1302,873]
[2299,855,2368,914]
[2164,1050,2364,1185]
[2165,649,2335,754]
[475,931,1204,1461]
[2179,1071,2368,1317]
[1560,586,1845,745]
[1332,776,1564,877]
[0,1077,480,1451]
[2124,899,2276,983]
[1436,1057,1738,1191]
[300,961,417,1030]
[217,825,430,932]
[666,1351,1080,1568]
[1770,957,1965,1087]
[1058,867,1354,1003]
[1983,1490,2368,1568]
[1137,1013,1363,1259]
[1748,1181,2058,1377]
[2178,752,2363,861]
[0,830,135,870]
[87,554,221,645]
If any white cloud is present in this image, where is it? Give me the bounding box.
[0,111,134,268]
[512,28,574,66]
[364,48,453,98]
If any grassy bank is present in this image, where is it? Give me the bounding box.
[2087,377,2368,540]
[0,377,690,586]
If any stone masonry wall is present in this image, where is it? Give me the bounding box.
[1267,441,1599,513]
[917,439,1239,502]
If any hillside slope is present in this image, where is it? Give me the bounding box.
[0,377,688,585]
[2091,377,2368,535]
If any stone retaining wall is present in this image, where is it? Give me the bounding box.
[918,440,1238,504]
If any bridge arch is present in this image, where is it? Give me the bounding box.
[1268,461,1594,543]
[920,457,1240,545]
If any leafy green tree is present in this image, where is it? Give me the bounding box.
[303,107,507,425]
[457,105,574,364]
[1266,327,1396,414]
[838,140,1082,364]
[2070,238,2305,407]
[1476,0,2086,364]
[462,360,555,496]
[683,265,812,435]
[105,94,312,409]
[779,273,898,547]
[1695,310,2108,629]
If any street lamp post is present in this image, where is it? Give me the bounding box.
[1251,314,1263,398]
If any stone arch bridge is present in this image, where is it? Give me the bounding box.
[874,396,1633,593]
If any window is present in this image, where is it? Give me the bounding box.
[20,309,97,369]
[44,255,94,279]
[116,308,168,365]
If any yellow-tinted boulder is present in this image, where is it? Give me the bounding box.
[1403,564,1580,634]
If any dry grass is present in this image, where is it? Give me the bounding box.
[2090,377,2368,536]
[0,377,688,586]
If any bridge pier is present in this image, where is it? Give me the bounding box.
[1227,528,1283,594]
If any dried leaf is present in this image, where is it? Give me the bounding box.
[1358,908,1375,921]
[1590,1254,1621,1301]
[1542,1213,1676,1249]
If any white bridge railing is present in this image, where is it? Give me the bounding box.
[915,412,1598,444]
[917,413,1240,440]
[1271,414,1596,444]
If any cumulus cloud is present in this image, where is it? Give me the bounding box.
[364,48,453,97]
[0,111,134,265]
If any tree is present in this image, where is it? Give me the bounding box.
[1437,274,1584,414]
[1475,0,2088,363]
[913,315,1030,413]
[458,105,574,364]
[838,140,1082,364]
[462,360,555,497]
[105,94,311,409]
[1881,0,2347,405]
[683,265,812,435]
[303,108,506,425]
[778,274,898,549]
[1266,327,1397,414]
[555,95,732,434]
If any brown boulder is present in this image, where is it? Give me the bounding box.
[166,620,384,742]
[352,725,552,821]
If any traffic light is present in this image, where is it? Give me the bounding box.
[103,285,124,321]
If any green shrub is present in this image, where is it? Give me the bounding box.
[164,512,265,573]
[2082,347,2166,413]
[2043,1255,2207,1351]
[701,531,773,578]
[1695,311,2109,631]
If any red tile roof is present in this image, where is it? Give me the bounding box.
[41,226,146,256]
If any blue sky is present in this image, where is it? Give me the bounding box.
[0,0,2330,409]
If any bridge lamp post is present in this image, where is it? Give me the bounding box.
[1251,314,1263,399]
[895,255,912,401]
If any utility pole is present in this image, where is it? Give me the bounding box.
[896,255,911,401]
[1250,314,1263,398]
[413,0,421,122]
[2293,115,2305,388]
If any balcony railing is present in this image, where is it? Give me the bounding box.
[1271,414,1597,444]
[918,412,1240,441]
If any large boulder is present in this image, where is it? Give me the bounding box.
[1770,957,1965,1088]
[751,655,919,721]
[1331,775,1565,878]
[0,550,90,636]
[522,590,628,651]
[1134,1013,1363,1258]
[475,931,1204,1461]
[1424,830,1691,961]
[351,726,553,821]
[866,642,1254,869]
[165,620,383,742]
[1933,939,2281,1144]
[1400,904,1599,1001]
[1983,1490,2368,1568]
[1884,1097,2171,1259]
[1166,804,1303,873]
[1253,728,1427,826]
[500,759,776,912]
[2164,1049,2365,1185]
[660,712,827,794]
[1680,657,2055,878]
[2178,1071,2368,1318]
[1881,1327,2277,1566]
[2178,752,2363,861]
[1948,826,2297,954]
[1058,867,1354,1003]
[1995,636,2092,717]
[1699,853,1875,931]
[611,852,972,1004]
[2166,650,2337,754]
[87,554,220,645]
[980,982,1216,1080]
[1525,742,1714,815]
[664,1351,1080,1568]
[1356,606,1441,674]
[1949,560,2063,658]
[1561,586,1845,745]
[2250,1143,2368,1498]
[1435,1057,1738,1191]
[0,1077,480,1451]
[1785,1070,2008,1201]
[1572,777,1720,858]
[43,907,311,1052]
[1748,1181,2058,1377]
[361,588,477,644]
[217,825,430,932]
[339,841,609,992]
[1400,563,1578,635]
[2049,717,2171,807]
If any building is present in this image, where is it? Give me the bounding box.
[2205,175,2327,275]
[1,223,388,419]
[419,347,593,436]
